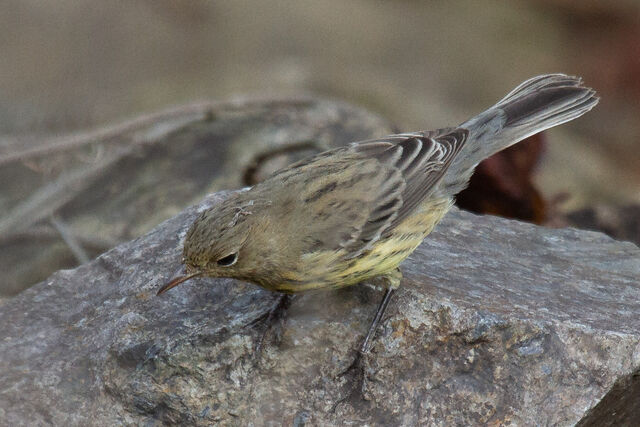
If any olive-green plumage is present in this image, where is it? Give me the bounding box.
[158,74,598,350]
[180,129,463,293]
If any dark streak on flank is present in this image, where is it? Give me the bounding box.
[304,181,338,203]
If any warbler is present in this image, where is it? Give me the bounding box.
[158,74,598,354]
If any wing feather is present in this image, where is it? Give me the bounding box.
[267,127,468,260]
[388,128,468,229]
[340,127,467,257]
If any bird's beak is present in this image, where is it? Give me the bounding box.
[156,269,203,295]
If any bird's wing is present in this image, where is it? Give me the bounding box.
[380,128,468,230]
[268,127,467,259]
[341,128,468,258]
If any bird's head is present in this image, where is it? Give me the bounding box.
[157,194,268,295]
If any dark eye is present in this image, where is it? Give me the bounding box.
[217,253,238,267]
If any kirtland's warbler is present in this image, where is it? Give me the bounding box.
[158,74,598,354]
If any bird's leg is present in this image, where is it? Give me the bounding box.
[332,269,401,411]
[359,285,396,354]
[339,269,401,372]
[249,292,293,354]
[359,267,402,356]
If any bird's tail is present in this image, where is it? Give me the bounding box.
[443,74,598,194]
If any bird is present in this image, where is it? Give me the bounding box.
[157,74,598,357]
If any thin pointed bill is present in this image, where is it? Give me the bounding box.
[156,271,203,295]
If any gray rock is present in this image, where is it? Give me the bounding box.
[1,192,639,426]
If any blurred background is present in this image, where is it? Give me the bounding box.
[1,0,639,295]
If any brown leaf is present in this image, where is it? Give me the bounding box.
[455,133,547,223]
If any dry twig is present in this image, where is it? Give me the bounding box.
[0,97,312,166]
[50,215,90,264]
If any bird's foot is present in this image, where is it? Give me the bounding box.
[248,293,293,354]
[331,350,367,412]
[338,349,364,378]
[332,274,400,411]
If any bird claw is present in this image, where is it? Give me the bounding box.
[332,350,367,412]
[249,293,293,354]
[337,350,364,378]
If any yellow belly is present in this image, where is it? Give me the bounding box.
[273,198,453,293]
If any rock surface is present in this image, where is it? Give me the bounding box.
[1,192,639,426]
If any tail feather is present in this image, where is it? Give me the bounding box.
[497,73,589,105]
[500,83,597,129]
[442,74,598,195]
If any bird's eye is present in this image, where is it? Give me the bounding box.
[217,253,238,267]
